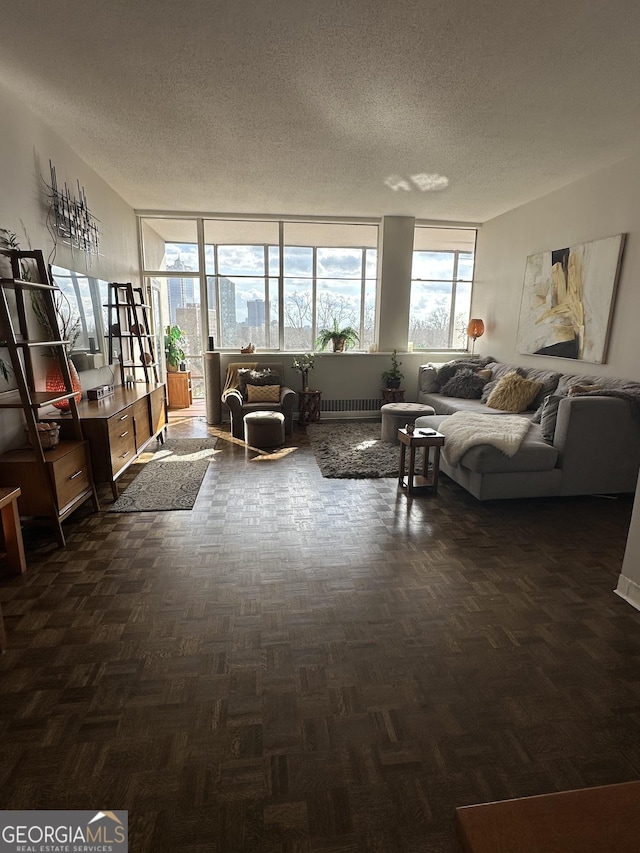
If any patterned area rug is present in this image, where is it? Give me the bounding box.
[307,420,403,478]
[109,437,218,512]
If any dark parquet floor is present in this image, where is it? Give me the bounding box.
[1,411,639,852]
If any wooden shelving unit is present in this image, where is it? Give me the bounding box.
[106,282,159,386]
[0,248,99,547]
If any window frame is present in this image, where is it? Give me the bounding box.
[409,226,477,351]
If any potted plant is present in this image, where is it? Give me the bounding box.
[382,349,404,388]
[291,353,315,390]
[315,319,359,352]
[165,325,186,373]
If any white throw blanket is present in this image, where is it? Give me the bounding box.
[438,412,531,466]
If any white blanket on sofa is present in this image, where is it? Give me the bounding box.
[438,412,531,466]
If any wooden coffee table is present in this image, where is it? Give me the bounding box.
[397,428,445,495]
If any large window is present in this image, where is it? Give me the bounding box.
[203,219,378,351]
[409,227,476,350]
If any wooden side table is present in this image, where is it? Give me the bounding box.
[298,389,322,425]
[397,428,445,495]
[167,370,193,409]
[381,387,405,404]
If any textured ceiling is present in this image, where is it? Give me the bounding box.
[2,0,640,223]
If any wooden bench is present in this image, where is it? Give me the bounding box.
[455,779,640,852]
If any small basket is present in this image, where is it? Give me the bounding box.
[26,422,60,449]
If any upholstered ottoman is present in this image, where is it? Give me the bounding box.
[381,402,436,443]
[244,410,285,448]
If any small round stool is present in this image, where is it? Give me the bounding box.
[244,410,285,448]
[381,402,436,443]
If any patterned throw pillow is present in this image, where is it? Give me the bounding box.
[246,384,280,403]
[440,368,488,399]
[486,372,543,413]
[238,368,280,400]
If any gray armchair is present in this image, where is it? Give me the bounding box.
[222,361,296,439]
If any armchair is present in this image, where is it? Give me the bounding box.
[222,361,296,439]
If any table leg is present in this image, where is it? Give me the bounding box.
[432,445,441,494]
[1,497,27,576]
[398,442,407,487]
[407,445,417,495]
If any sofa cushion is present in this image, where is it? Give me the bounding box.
[520,367,562,409]
[415,415,558,474]
[419,364,441,393]
[458,423,558,473]
[555,372,631,396]
[486,372,543,413]
[440,368,488,399]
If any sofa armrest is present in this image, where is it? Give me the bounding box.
[554,396,640,494]
[222,388,243,412]
[280,385,295,404]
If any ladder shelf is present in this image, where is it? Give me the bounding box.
[0,248,99,547]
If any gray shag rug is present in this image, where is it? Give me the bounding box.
[109,437,218,512]
[307,420,404,479]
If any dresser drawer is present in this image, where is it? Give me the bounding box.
[107,408,137,475]
[0,442,92,517]
[131,398,151,450]
[52,443,92,513]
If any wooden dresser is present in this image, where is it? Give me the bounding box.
[56,384,167,498]
[0,443,98,546]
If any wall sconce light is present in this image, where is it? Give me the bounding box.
[467,318,485,355]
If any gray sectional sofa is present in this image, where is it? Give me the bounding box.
[415,359,640,500]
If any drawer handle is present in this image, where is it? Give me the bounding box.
[120,430,129,438]
[119,414,128,422]
[69,470,83,480]
[120,450,130,459]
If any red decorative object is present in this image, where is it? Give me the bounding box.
[466,318,485,354]
[45,359,82,411]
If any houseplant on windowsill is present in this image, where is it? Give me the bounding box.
[291,353,315,391]
[381,349,404,389]
[165,325,186,373]
[315,319,359,352]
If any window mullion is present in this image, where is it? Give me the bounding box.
[447,251,460,348]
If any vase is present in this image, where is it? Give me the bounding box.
[46,358,82,411]
[301,370,309,391]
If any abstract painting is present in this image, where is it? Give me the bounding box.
[516,234,625,363]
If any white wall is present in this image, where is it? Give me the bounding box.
[471,150,640,608]
[0,83,139,451]
[0,84,139,284]
[472,151,640,383]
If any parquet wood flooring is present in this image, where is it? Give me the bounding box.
[0,414,639,852]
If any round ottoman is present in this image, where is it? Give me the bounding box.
[244,410,285,448]
[381,402,436,443]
